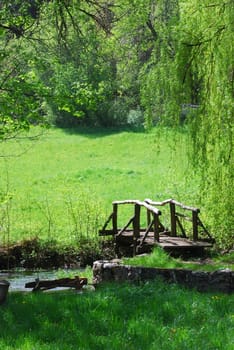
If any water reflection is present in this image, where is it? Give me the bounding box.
[0,269,83,292]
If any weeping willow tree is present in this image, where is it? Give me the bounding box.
[139,0,233,247]
[0,0,233,247]
[180,0,234,247]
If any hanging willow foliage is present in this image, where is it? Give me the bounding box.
[179,0,234,247]
[140,0,233,247]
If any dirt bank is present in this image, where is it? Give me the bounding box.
[0,238,116,269]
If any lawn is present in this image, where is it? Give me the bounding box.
[1,280,233,350]
[124,247,234,272]
[1,128,233,349]
[0,126,198,245]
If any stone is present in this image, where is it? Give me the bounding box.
[0,280,10,304]
[92,260,234,293]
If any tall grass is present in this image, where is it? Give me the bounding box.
[0,126,199,245]
[124,247,234,271]
[0,280,233,349]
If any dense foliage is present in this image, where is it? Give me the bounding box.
[0,0,233,247]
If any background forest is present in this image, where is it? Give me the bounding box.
[0,0,233,249]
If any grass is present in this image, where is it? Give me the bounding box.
[0,280,233,350]
[0,126,232,349]
[0,126,199,245]
[124,247,234,272]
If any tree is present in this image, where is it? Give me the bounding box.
[0,0,119,137]
[178,0,234,246]
[0,0,233,246]
[135,0,233,246]
[0,0,51,140]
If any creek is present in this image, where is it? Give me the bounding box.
[0,269,83,292]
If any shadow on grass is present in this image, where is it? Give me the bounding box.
[60,125,146,138]
[0,280,233,349]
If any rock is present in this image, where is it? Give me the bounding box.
[82,284,96,293]
[92,260,234,293]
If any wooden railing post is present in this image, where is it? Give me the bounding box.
[133,204,141,255]
[112,203,118,235]
[192,210,198,241]
[170,201,177,236]
[147,209,151,226]
[153,213,160,242]
[133,204,141,238]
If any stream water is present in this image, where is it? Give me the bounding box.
[0,269,83,292]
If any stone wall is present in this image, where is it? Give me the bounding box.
[93,260,234,293]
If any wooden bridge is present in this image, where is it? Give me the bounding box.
[99,199,215,257]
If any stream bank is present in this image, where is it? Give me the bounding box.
[0,269,82,292]
[0,238,115,270]
[93,260,234,293]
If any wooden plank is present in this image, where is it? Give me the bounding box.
[116,217,134,237]
[112,203,118,235]
[175,216,187,238]
[100,212,113,232]
[116,231,213,250]
[155,235,213,248]
[170,202,177,236]
[133,204,141,238]
[133,204,141,255]
[192,211,198,241]
[112,200,161,215]
[147,209,151,226]
[140,220,154,245]
[144,198,172,206]
[145,198,200,212]
[99,229,115,236]
[153,213,160,242]
[171,200,200,213]
[175,212,193,222]
[197,216,214,241]
[25,277,88,291]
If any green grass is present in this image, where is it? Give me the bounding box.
[1,280,233,350]
[0,126,199,245]
[124,247,234,272]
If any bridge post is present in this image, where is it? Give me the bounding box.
[112,203,118,235]
[153,214,160,242]
[147,209,151,226]
[192,210,198,241]
[170,202,177,236]
[133,204,141,255]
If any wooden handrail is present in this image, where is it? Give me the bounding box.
[145,198,201,239]
[112,200,162,253]
[145,198,200,213]
[112,200,161,215]
[99,199,212,248]
[116,216,134,237]
[171,200,200,213]
[144,198,172,206]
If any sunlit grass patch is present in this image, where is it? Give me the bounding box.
[124,247,234,272]
[0,279,233,349]
[0,126,196,246]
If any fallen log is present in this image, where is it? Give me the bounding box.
[25,276,88,292]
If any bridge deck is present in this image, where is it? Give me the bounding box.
[100,198,214,256]
[115,231,212,254]
[155,234,212,248]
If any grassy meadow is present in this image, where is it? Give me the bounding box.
[1,127,233,350]
[1,280,233,350]
[0,126,200,245]
[125,247,234,272]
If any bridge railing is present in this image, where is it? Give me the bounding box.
[144,199,213,242]
[99,198,214,255]
[99,199,163,255]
